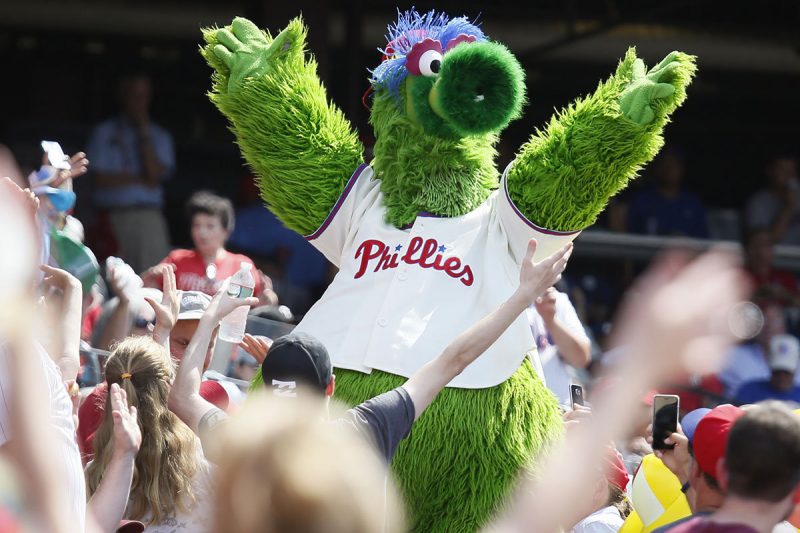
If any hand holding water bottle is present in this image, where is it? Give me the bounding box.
[218,262,256,343]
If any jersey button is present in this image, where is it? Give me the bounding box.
[397,272,408,281]
[377,317,388,327]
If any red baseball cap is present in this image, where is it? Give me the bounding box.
[692,404,745,480]
[605,446,630,492]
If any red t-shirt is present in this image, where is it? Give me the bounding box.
[159,249,262,296]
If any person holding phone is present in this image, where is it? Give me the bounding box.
[530,287,592,406]
[648,405,744,532]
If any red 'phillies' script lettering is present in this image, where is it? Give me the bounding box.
[354,237,474,286]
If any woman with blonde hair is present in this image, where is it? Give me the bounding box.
[85,335,213,532]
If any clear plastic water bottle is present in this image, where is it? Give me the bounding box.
[105,256,143,301]
[219,262,255,343]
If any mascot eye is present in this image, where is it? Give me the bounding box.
[405,38,444,77]
[417,49,443,77]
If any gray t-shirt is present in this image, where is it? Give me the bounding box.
[198,386,415,463]
[333,386,416,463]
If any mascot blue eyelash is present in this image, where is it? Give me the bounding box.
[369,8,486,99]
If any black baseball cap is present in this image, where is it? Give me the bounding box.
[260,332,332,396]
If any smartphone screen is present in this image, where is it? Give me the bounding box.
[652,394,680,450]
[570,384,585,409]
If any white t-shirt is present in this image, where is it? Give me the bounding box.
[138,440,215,533]
[295,164,581,389]
[528,291,589,405]
[572,505,624,533]
[0,342,86,532]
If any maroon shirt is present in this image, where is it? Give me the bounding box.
[666,517,758,533]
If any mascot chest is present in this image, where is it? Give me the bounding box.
[294,165,579,388]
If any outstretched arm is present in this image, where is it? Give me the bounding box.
[202,17,364,236]
[403,239,573,419]
[507,49,697,231]
[167,284,258,457]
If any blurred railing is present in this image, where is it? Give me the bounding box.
[574,230,800,271]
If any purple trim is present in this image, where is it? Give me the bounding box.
[502,174,581,236]
[304,164,368,241]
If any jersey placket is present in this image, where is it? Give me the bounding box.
[371,215,432,349]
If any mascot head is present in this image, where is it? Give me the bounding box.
[367,10,526,227]
[369,9,525,139]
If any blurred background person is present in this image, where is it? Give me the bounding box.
[745,152,800,246]
[87,73,175,273]
[626,147,708,239]
[736,334,800,405]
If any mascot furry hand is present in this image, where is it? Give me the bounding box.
[202,10,695,532]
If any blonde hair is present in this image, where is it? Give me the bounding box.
[607,484,633,518]
[85,336,199,524]
[213,391,406,533]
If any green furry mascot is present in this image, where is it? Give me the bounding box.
[202,10,695,532]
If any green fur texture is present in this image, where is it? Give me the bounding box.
[432,41,526,136]
[507,48,697,231]
[201,18,363,236]
[370,89,499,227]
[336,362,562,532]
[248,360,562,532]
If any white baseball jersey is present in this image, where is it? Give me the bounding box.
[294,164,580,388]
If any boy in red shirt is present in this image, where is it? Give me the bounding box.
[143,191,275,303]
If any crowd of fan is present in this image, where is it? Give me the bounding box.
[1,72,800,533]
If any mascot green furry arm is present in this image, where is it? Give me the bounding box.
[201,18,363,235]
[202,10,695,533]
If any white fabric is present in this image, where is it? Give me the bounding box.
[571,506,624,533]
[0,343,86,532]
[528,290,589,404]
[295,164,581,388]
[139,440,215,532]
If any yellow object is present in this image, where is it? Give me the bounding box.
[620,454,692,532]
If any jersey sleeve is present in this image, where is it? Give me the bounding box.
[496,163,581,263]
[303,164,379,267]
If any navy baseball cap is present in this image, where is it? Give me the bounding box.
[260,332,332,396]
[681,408,711,443]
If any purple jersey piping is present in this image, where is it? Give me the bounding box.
[304,164,368,241]
[502,174,581,236]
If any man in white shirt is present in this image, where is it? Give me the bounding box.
[529,287,592,405]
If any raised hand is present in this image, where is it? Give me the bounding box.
[534,287,558,324]
[202,17,304,93]
[40,264,81,295]
[516,240,573,303]
[239,333,272,364]
[145,266,180,345]
[110,383,141,457]
[619,51,695,125]
[206,280,260,324]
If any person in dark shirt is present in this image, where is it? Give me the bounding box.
[627,147,708,238]
[167,238,572,462]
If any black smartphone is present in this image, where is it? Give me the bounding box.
[652,394,680,450]
[570,384,585,409]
